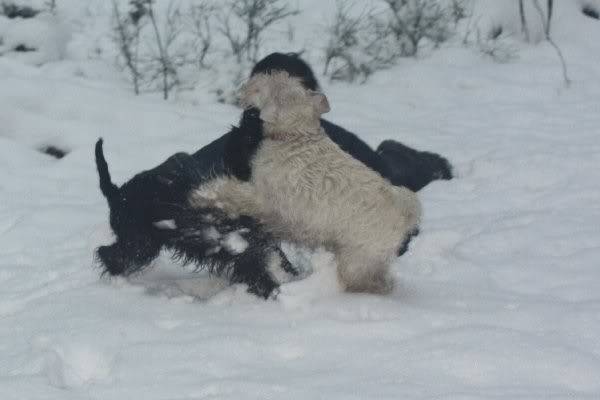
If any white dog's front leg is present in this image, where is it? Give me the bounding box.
[189,177,262,219]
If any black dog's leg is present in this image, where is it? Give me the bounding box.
[162,209,293,299]
[275,247,299,277]
[227,249,281,299]
[377,140,453,192]
[397,228,420,257]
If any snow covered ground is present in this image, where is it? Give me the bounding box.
[1,1,600,399]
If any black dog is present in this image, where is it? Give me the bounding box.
[94,53,451,298]
[95,132,296,298]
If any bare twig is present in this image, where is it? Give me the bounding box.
[218,0,299,64]
[111,0,217,98]
[323,0,467,82]
[382,0,456,57]
[187,1,213,68]
[112,0,142,95]
[532,0,570,87]
[546,0,553,36]
[519,0,530,42]
[144,0,181,99]
[45,0,56,14]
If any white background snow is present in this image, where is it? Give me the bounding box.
[1,0,600,399]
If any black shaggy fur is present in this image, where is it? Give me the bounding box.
[377,140,453,191]
[95,138,195,276]
[164,208,296,298]
[222,108,264,181]
[95,137,296,298]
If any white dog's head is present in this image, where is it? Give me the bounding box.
[240,71,330,138]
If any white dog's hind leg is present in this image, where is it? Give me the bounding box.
[336,248,395,294]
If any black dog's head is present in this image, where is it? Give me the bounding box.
[251,52,319,91]
[96,237,162,277]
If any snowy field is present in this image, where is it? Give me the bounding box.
[1,1,600,399]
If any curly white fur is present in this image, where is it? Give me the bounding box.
[190,72,421,294]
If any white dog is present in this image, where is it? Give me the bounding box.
[190,72,421,294]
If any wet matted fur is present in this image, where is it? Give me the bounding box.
[190,72,422,294]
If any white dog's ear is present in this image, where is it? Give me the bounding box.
[312,92,330,115]
[240,78,263,109]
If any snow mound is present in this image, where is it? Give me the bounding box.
[0,13,69,65]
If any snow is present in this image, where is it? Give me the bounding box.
[1,1,600,399]
[0,13,69,65]
[223,232,249,255]
[153,219,177,230]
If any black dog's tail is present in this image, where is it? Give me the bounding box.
[95,138,120,207]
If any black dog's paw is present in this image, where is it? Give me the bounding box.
[377,140,453,191]
[427,154,453,181]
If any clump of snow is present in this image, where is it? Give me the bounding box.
[223,231,249,254]
[278,247,342,309]
[41,341,113,388]
[203,226,221,241]
[0,12,69,65]
[152,219,176,230]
